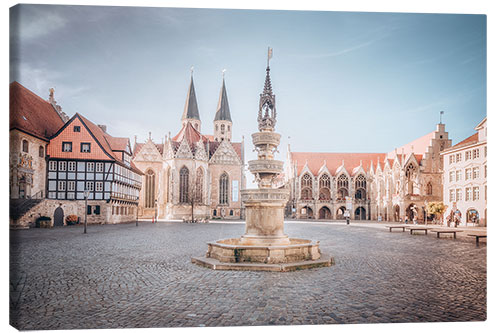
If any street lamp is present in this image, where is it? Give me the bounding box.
[84,189,90,234]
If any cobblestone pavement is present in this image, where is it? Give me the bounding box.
[10,220,486,330]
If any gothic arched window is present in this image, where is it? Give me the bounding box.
[355,174,367,200]
[300,173,313,200]
[179,166,189,203]
[195,167,204,203]
[426,182,432,196]
[219,172,229,204]
[165,166,170,203]
[337,174,349,200]
[319,174,331,200]
[145,169,155,208]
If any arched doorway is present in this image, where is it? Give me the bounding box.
[336,206,346,220]
[54,207,64,226]
[355,207,366,220]
[319,206,332,219]
[393,205,400,222]
[406,203,417,222]
[301,206,314,219]
[466,208,479,225]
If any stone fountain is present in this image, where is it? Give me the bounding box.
[192,55,333,271]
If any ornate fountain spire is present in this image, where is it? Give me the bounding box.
[258,47,277,132]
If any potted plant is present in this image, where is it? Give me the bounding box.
[65,215,79,226]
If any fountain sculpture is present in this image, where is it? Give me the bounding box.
[192,51,333,271]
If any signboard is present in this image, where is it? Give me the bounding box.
[232,180,239,202]
[346,196,352,210]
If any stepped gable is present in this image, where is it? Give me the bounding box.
[291,152,386,176]
[10,81,65,140]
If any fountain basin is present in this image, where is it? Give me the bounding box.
[192,237,334,272]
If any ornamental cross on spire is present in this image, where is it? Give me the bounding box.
[258,47,277,131]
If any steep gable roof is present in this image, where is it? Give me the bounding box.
[10,81,65,140]
[291,152,386,176]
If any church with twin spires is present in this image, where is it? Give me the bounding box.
[132,73,245,220]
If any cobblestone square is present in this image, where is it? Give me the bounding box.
[10,221,486,330]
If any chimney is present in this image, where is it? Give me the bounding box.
[98,125,107,133]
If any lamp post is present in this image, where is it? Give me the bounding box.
[154,199,158,223]
[84,189,90,234]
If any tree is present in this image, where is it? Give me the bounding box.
[425,201,447,224]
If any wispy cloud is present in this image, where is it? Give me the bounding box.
[14,7,68,41]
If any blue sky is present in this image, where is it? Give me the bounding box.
[10,5,486,184]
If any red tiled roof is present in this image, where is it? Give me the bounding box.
[77,113,117,159]
[452,133,478,149]
[172,122,208,144]
[291,152,386,176]
[387,131,434,160]
[10,81,65,140]
[105,135,129,152]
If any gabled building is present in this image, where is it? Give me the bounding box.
[46,113,143,225]
[132,73,245,220]
[285,123,452,221]
[10,81,142,228]
[441,117,487,226]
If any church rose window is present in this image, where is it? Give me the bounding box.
[179,167,189,203]
[219,172,229,205]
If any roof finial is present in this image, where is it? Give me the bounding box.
[149,131,151,140]
[190,66,194,76]
[439,110,444,124]
[267,47,273,68]
[222,68,226,79]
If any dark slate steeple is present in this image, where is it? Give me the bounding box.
[214,77,232,122]
[182,72,200,121]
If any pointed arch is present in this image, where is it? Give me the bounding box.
[300,173,313,200]
[426,181,433,196]
[179,166,189,203]
[165,166,171,203]
[145,169,156,208]
[355,174,367,200]
[195,167,204,203]
[219,172,229,204]
[337,173,349,200]
[318,173,331,200]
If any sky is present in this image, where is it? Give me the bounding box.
[9,4,487,187]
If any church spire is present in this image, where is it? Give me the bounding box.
[258,47,276,132]
[182,70,200,121]
[214,75,232,122]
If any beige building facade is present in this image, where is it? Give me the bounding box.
[132,75,245,220]
[285,123,451,222]
[441,118,487,226]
